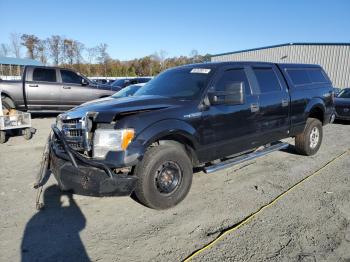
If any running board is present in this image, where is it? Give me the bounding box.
[204,142,289,174]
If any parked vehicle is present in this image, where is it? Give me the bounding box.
[111,77,152,89]
[0,66,118,112]
[335,88,350,120]
[111,83,145,98]
[333,87,341,96]
[37,62,335,209]
[91,79,116,85]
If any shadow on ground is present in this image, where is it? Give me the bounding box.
[21,185,90,262]
[333,119,350,125]
[30,113,60,119]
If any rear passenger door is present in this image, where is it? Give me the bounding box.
[25,67,61,110]
[250,65,290,143]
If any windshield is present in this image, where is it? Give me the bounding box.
[338,89,350,98]
[133,67,212,99]
[111,85,141,98]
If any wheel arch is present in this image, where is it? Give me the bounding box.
[305,98,326,125]
[1,92,16,108]
[136,119,200,166]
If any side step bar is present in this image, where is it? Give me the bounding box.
[204,142,289,174]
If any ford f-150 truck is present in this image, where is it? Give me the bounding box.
[0,66,118,112]
[36,62,335,209]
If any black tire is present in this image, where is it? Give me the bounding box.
[295,118,323,156]
[134,142,193,209]
[23,128,33,140]
[0,131,6,144]
[1,96,15,111]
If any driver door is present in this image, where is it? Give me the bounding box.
[59,69,95,110]
[200,66,260,160]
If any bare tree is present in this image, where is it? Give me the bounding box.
[73,41,85,65]
[152,50,168,69]
[47,35,62,65]
[21,34,40,59]
[62,38,75,65]
[9,32,22,58]
[86,47,98,75]
[97,43,109,76]
[0,43,10,56]
[37,39,48,64]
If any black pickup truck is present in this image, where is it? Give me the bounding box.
[0,66,117,112]
[38,62,335,209]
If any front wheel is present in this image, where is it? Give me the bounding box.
[134,142,193,209]
[295,118,323,156]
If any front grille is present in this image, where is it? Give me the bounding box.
[61,118,85,151]
[336,106,350,117]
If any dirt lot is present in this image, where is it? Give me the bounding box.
[0,117,349,262]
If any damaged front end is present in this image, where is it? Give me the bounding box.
[34,119,138,199]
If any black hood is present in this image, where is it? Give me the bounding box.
[63,95,178,122]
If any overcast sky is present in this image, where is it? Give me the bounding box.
[0,0,349,60]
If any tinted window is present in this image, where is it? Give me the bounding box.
[286,69,311,85]
[134,67,211,99]
[32,68,56,82]
[307,69,328,83]
[215,69,250,94]
[253,67,281,93]
[61,70,82,84]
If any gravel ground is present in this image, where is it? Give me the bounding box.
[0,117,349,262]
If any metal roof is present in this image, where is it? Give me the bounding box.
[212,42,350,57]
[0,56,43,66]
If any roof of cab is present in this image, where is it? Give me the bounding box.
[177,61,321,69]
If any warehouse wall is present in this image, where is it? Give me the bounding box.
[211,45,350,88]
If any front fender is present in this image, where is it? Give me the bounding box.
[135,119,200,149]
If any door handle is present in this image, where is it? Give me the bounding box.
[282,99,289,107]
[250,103,260,113]
[62,86,71,89]
[29,84,38,87]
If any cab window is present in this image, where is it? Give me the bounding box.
[253,67,281,93]
[32,68,57,82]
[61,70,82,84]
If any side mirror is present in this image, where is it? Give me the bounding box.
[81,78,89,86]
[208,82,245,105]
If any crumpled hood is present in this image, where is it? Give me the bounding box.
[63,95,177,122]
[335,98,350,106]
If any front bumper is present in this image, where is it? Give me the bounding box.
[49,127,138,197]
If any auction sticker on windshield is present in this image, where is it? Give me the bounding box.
[190,68,211,74]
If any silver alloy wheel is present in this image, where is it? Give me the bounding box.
[310,126,320,149]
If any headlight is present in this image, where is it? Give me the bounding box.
[56,115,63,130]
[93,128,135,158]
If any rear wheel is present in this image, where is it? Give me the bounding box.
[134,142,193,209]
[23,128,33,140]
[295,118,323,156]
[1,96,15,111]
